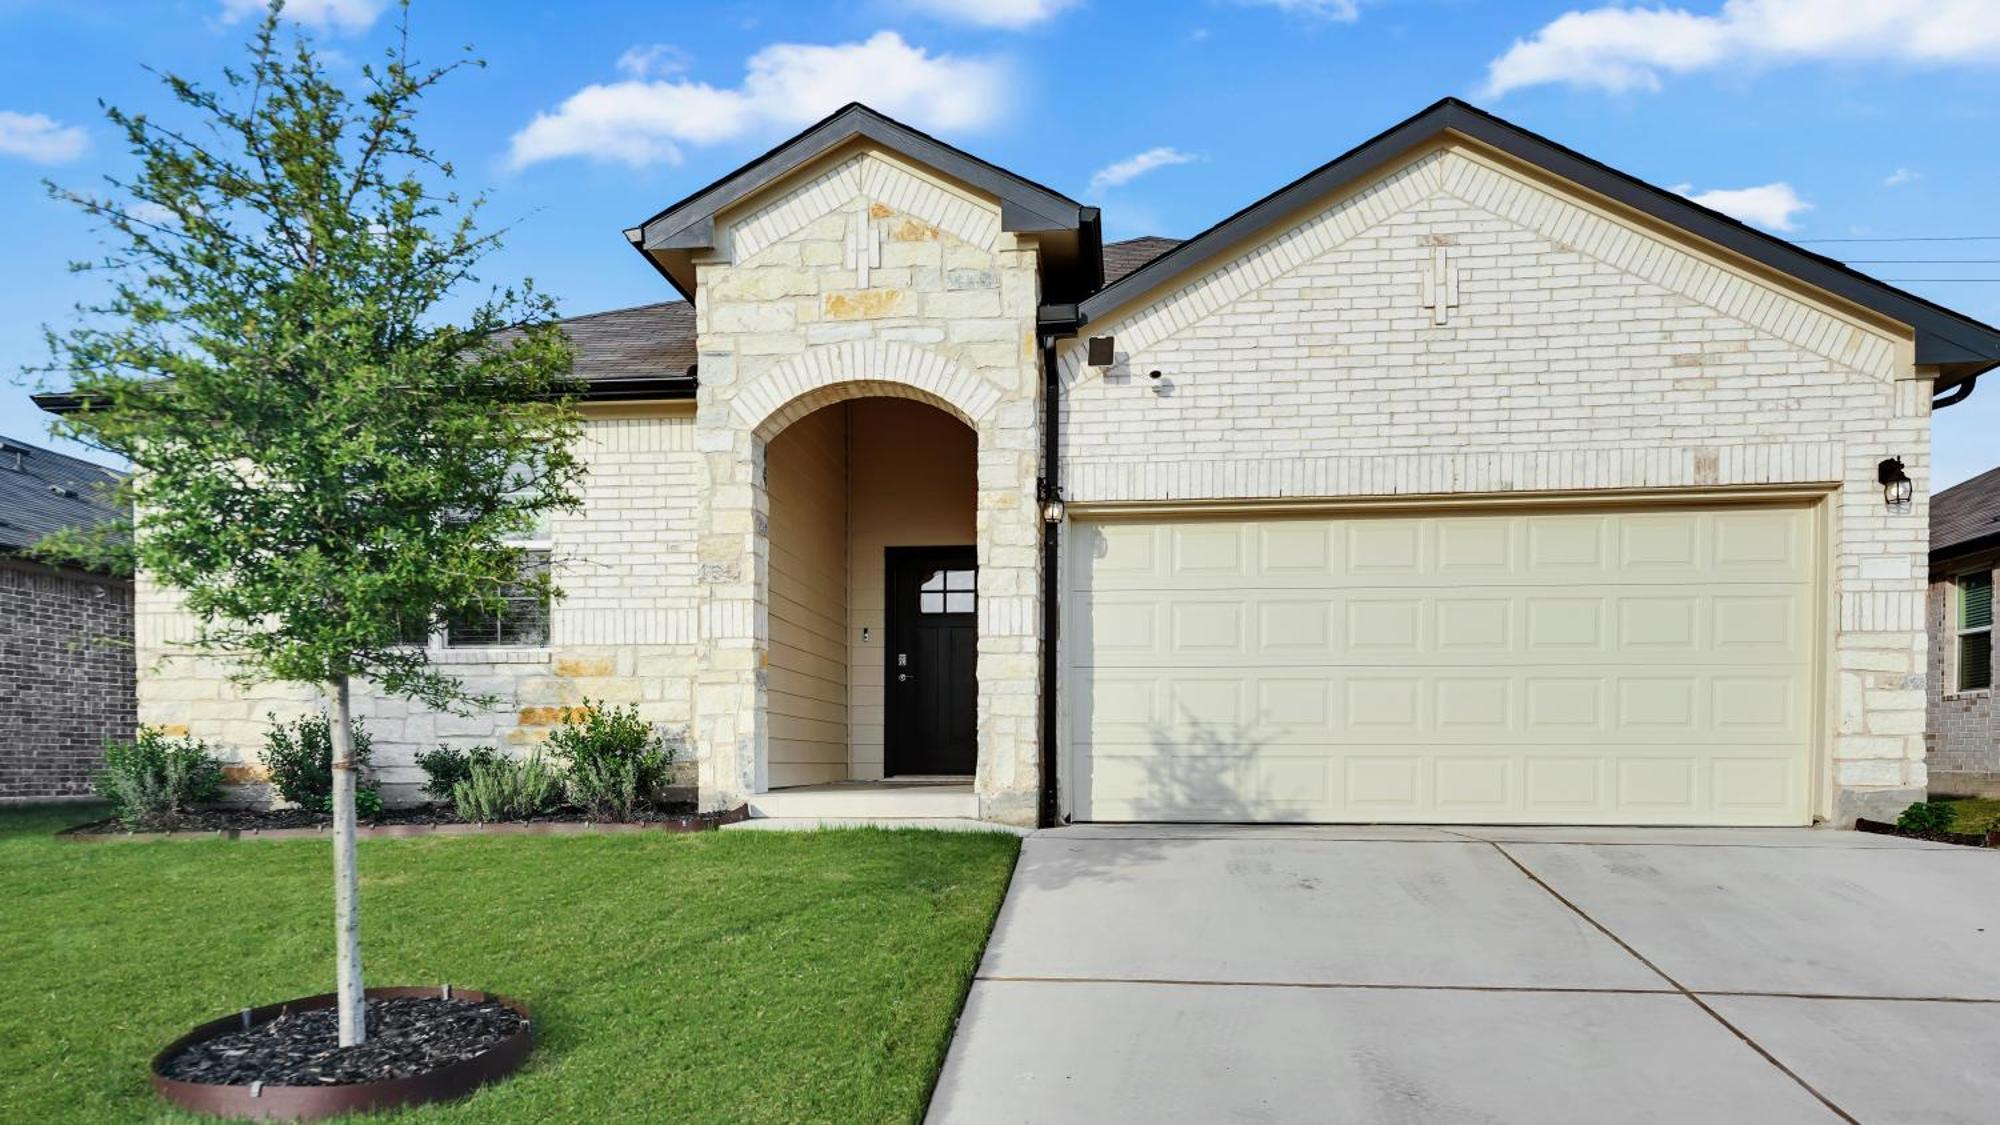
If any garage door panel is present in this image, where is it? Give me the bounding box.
[1069,505,1816,826]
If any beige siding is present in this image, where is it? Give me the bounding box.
[846,399,977,778]
[765,404,850,787]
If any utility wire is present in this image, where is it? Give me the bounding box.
[1797,235,2000,244]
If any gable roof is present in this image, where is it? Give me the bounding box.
[629,102,1102,303]
[1934,465,2000,561]
[0,434,126,564]
[1079,98,2000,390]
[1103,236,1181,285]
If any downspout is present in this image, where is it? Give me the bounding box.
[1037,303,1083,828]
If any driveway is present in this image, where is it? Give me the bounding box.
[928,825,2000,1124]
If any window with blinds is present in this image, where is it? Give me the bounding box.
[1960,572,1993,692]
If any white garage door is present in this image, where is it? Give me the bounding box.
[1067,505,1817,826]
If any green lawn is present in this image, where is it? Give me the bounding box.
[1936,796,2000,835]
[0,806,1019,1123]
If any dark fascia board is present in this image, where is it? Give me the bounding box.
[1079,97,2000,372]
[1934,529,2000,565]
[34,377,696,416]
[634,102,1086,253]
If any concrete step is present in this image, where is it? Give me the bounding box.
[745,783,980,820]
[724,816,1028,835]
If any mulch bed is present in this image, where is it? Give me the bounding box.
[1853,818,2000,848]
[62,801,746,840]
[158,996,526,1087]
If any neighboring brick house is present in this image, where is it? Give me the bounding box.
[1926,466,2000,795]
[0,435,135,803]
[39,98,2000,826]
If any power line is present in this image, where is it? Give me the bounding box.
[1841,259,2000,265]
[1875,278,2000,282]
[1797,235,2000,244]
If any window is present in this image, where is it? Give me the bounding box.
[403,549,553,651]
[1961,572,1993,692]
[919,568,975,615]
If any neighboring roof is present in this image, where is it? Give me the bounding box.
[1934,465,2000,561]
[1080,97,2000,389]
[1103,236,1181,285]
[0,434,125,562]
[629,102,1102,303]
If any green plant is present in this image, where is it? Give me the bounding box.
[545,700,673,820]
[413,744,503,802]
[451,753,562,822]
[261,713,380,814]
[93,728,225,829]
[1897,801,1956,834]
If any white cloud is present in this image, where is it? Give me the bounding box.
[905,0,1079,28]
[1088,147,1199,194]
[129,202,177,226]
[1483,0,2000,97]
[509,32,1009,170]
[1239,0,1360,21]
[0,111,87,164]
[1884,167,1920,187]
[218,0,388,34]
[1674,181,1811,231]
[616,44,691,80]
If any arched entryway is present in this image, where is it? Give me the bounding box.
[760,393,978,791]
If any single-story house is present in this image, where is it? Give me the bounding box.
[41,98,2000,827]
[0,434,135,803]
[1927,465,2000,795]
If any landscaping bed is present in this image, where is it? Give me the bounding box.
[0,804,1020,1122]
[60,801,745,840]
[1853,817,2000,848]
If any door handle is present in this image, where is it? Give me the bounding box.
[898,673,915,683]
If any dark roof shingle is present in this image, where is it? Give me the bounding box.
[1102,236,1181,285]
[1934,464,2000,560]
[0,435,126,559]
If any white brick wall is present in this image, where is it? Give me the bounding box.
[1059,144,1930,823]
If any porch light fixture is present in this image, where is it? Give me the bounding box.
[1042,498,1067,524]
[1878,457,1913,511]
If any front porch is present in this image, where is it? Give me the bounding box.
[743,779,986,823]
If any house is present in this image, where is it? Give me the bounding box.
[1927,466,2000,796]
[40,98,2000,827]
[0,435,135,803]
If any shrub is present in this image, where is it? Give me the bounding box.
[451,753,562,823]
[1897,801,1956,834]
[545,700,673,820]
[94,728,225,829]
[260,712,381,814]
[413,745,502,802]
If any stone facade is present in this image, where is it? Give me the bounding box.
[690,147,1044,824]
[0,556,135,802]
[1059,144,1931,825]
[1926,552,1999,793]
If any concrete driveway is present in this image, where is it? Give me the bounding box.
[928,825,2000,1124]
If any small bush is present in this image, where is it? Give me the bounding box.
[94,728,225,829]
[413,745,502,802]
[1897,801,1956,834]
[451,753,562,822]
[545,700,673,820]
[261,712,380,813]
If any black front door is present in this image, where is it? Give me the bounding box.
[885,546,977,776]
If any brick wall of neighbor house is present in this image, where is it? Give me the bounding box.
[131,408,706,806]
[691,145,1043,823]
[0,556,135,802]
[1927,554,2000,788]
[1060,144,1932,825]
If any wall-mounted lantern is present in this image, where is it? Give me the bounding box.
[1878,457,1913,512]
[1041,498,1067,525]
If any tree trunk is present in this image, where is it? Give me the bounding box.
[329,675,367,1047]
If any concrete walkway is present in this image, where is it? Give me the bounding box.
[928,825,2000,1124]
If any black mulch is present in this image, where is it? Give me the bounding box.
[65,800,709,835]
[159,997,527,1087]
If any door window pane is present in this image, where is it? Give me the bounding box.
[920,592,944,614]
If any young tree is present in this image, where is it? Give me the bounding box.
[39,2,583,1046]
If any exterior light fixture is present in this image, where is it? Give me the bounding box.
[1086,336,1116,367]
[1042,498,1067,524]
[1878,457,1913,511]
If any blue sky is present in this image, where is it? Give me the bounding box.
[2,0,1997,487]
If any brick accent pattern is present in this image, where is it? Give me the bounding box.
[1061,144,1930,822]
[1927,556,1998,784]
[0,557,135,801]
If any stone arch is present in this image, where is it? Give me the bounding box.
[735,340,1001,441]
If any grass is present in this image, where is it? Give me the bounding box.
[1934,796,2000,835]
[0,805,1019,1123]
